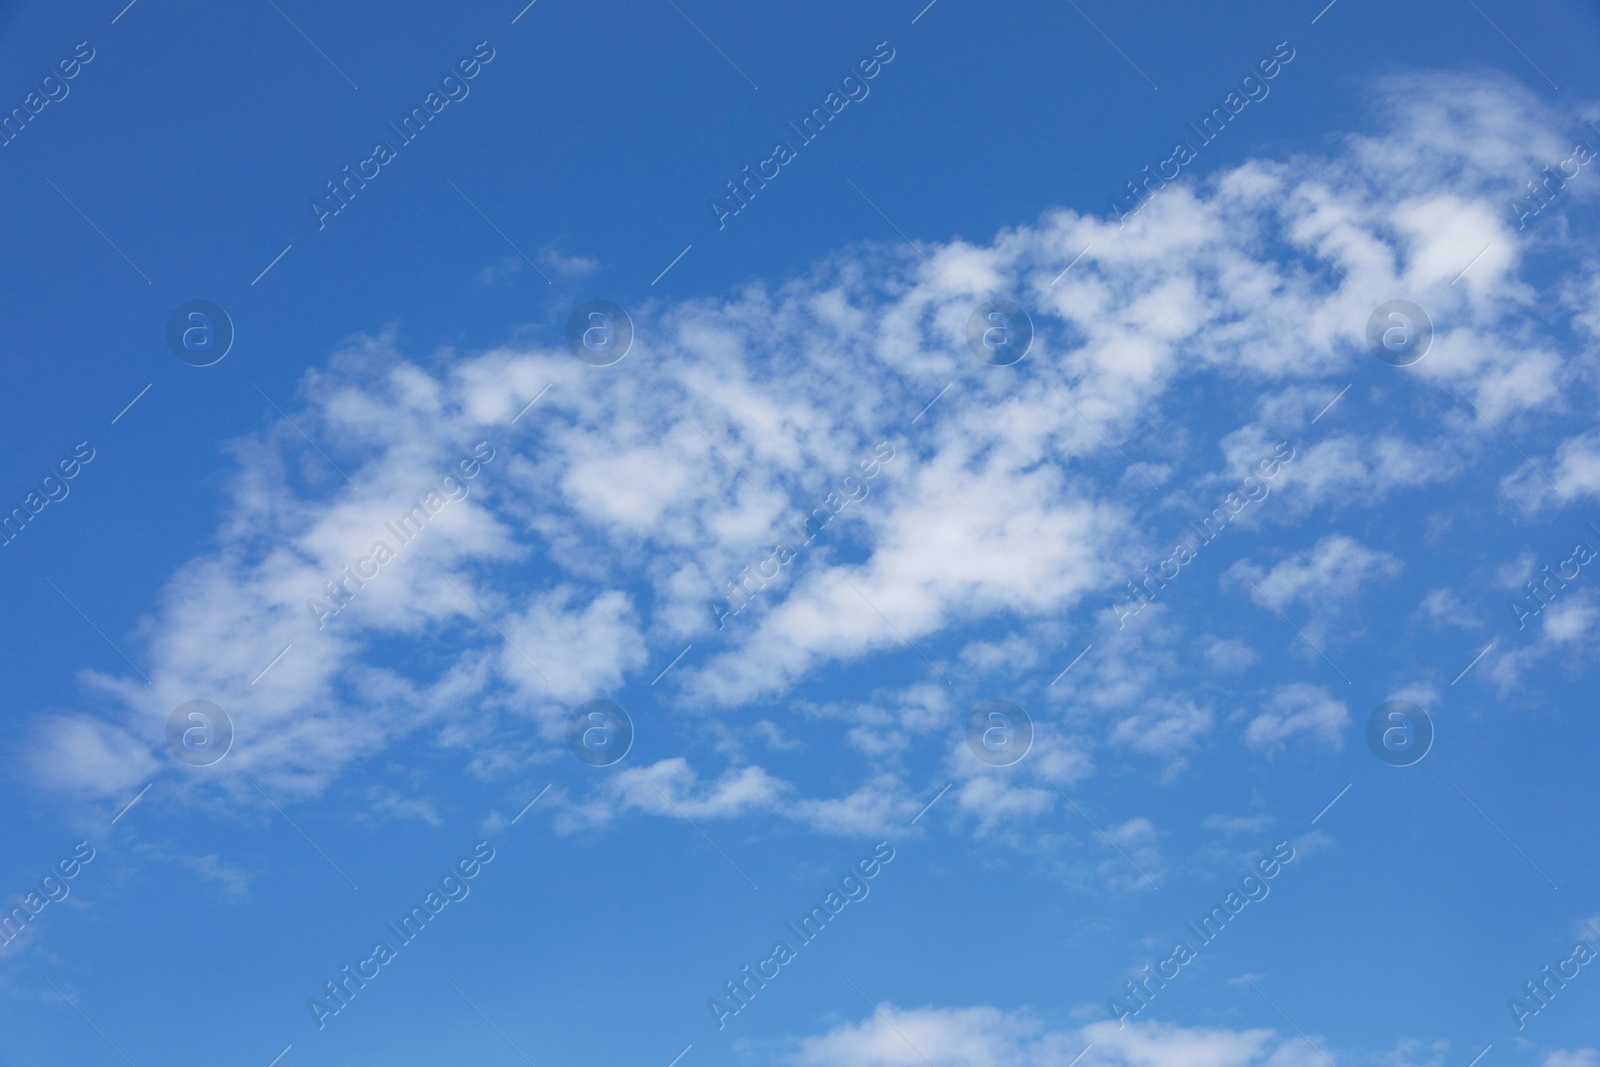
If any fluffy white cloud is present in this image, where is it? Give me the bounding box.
[30,715,158,800]
[581,757,788,824]
[790,1005,1316,1067]
[24,73,1600,853]
[1243,684,1350,754]
[790,775,922,835]
[1231,535,1401,611]
[496,586,647,702]
[1489,585,1600,689]
[1416,588,1478,630]
[1227,535,1401,650]
[1544,1052,1600,1067]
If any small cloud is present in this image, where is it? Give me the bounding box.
[1545,1052,1600,1067]
[751,720,803,752]
[474,253,524,287]
[556,757,788,831]
[1243,684,1349,754]
[362,785,443,826]
[1494,552,1537,591]
[172,854,255,902]
[1110,699,1213,763]
[791,777,918,836]
[959,635,1040,673]
[1205,638,1257,672]
[1205,813,1272,836]
[29,715,158,800]
[540,248,599,279]
[1237,534,1403,608]
[1417,588,1478,629]
[1377,1038,1449,1067]
[476,248,600,286]
[1543,595,1598,642]
[133,843,255,903]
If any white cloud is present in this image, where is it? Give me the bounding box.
[1543,595,1598,642]
[793,1004,1047,1067]
[1232,535,1401,611]
[167,852,255,903]
[1544,1052,1600,1067]
[1490,587,1600,689]
[1373,1038,1448,1067]
[1273,432,1458,513]
[791,776,921,836]
[1205,813,1272,836]
[950,774,1056,836]
[476,248,598,286]
[582,757,788,825]
[497,586,647,703]
[790,1005,1313,1067]
[1243,684,1350,754]
[29,715,158,800]
[22,74,1600,854]
[361,785,444,826]
[554,758,928,839]
[1228,535,1401,649]
[1205,639,1258,673]
[1111,700,1214,764]
[1416,588,1478,630]
[1532,431,1600,505]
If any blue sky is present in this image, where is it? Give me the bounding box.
[4,1,1600,1066]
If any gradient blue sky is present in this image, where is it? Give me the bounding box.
[3,2,1600,1067]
